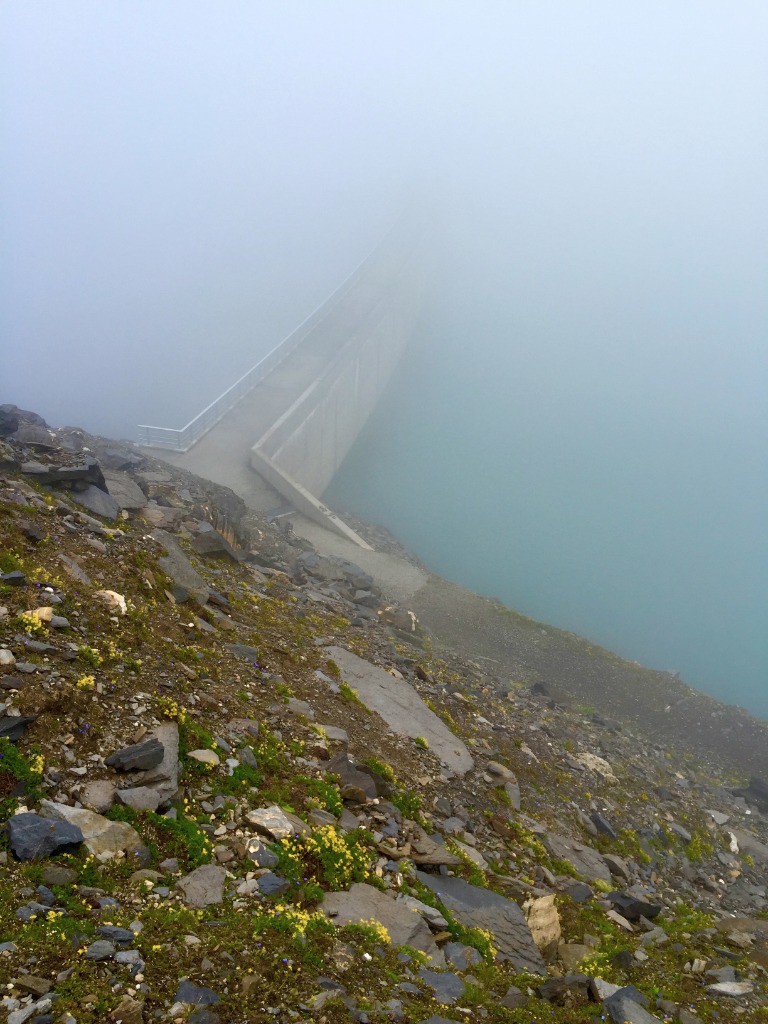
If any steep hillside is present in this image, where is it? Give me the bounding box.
[1,405,766,1024]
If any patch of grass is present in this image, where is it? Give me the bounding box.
[0,549,25,573]
[301,775,343,817]
[77,644,103,668]
[339,680,370,710]
[363,756,396,783]
[686,830,714,863]
[105,805,213,868]
[390,789,424,821]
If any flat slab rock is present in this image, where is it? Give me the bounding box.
[151,529,210,605]
[542,832,612,884]
[323,882,445,965]
[105,736,165,772]
[176,864,227,908]
[416,870,546,975]
[323,646,474,775]
[103,471,148,510]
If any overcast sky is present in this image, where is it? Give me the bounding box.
[2,1,767,437]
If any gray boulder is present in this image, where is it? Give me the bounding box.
[103,471,148,510]
[39,800,148,861]
[177,864,227,908]
[72,484,120,520]
[418,968,466,1004]
[542,832,612,883]
[139,723,180,807]
[326,751,378,801]
[323,882,445,964]
[604,987,662,1023]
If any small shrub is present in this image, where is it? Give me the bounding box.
[278,825,374,894]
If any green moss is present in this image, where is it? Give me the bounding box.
[339,681,370,710]
[0,549,25,573]
[0,738,44,820]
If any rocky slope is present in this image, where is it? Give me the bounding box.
[0,404,767,1024]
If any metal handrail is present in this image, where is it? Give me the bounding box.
[137,218,413,451]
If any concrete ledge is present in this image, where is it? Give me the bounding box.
[250,446,372,549]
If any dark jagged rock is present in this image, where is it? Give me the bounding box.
[192,528,244,562]
[608,891,662,921]
[590,811,617,840]
[8,813,84,860]
[19,522,47,544]
[0,715,36,741]
[538,974,590,1005]
[105,737,164,772]
[175,979,221,1005]
[735,776,768,810]
[325,751,378,801]
[0,404,21,436]
[97,926,135,944]
[1,570,26,586]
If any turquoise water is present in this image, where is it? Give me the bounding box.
[327,258,768,720]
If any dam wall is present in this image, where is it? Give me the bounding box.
[138,219,425,546]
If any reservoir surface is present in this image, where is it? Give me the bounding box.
[327,242,768,720]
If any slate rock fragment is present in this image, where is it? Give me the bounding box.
[105,737,164,772]
[416,870,545,974]
[0,715,36,741]
[8,812,84,860]
[175,979,221,1005]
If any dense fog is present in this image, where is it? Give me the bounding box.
[3,2,767,713]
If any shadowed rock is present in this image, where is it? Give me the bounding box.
[8,812,84,860]
[105,737,164,772]
[417,871,545,974]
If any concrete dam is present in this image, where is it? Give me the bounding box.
[138,221,425,547]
